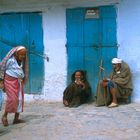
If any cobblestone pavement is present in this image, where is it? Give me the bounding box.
[0,101,140,140]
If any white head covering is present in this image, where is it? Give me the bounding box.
[16,46,26,52]
[112,58,122,64]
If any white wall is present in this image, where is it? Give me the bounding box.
[117,0,140,102]
[42,7,67,101]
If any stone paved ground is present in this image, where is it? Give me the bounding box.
[0,101,140,140]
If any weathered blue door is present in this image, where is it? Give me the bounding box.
[0,12,44,94]
[66,6,117,97]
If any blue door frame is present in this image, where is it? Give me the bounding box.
[0,12,44,94]
[66,6,117,98]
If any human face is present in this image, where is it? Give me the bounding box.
[112,63,117,68]
[16,49,26,62]
[113,63,121,71]
[75,71,83,81]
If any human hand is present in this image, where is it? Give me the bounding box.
[75,80,85,89]
[0,81,4,89]
[101,81,108,87]
[75,78,82,84]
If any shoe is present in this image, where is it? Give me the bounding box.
[1,116,8,127]
[108,102,118,108]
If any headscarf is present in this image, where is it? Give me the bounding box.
[16,46,26,52]
[0,46,28,82]
[112,58,122,64]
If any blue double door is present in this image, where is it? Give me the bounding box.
[66,6,117,97]
[0,12,44,94]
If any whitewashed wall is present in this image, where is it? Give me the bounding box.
[42,7,67,101]
[0,0,140,102]
[117,0,140,102]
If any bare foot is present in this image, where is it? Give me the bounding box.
[1,116,8,126]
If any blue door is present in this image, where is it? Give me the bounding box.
[0,12,44,94]
[66,6,117,97]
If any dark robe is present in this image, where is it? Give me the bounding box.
[63,71,92,107]
[96,61,133,106]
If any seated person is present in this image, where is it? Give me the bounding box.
[63,70,92,107]
[96,58,133,108]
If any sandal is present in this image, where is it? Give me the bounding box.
[1,116,8,126]
[13,119,25,124]
[108,102,118,108]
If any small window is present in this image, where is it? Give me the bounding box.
[85,8,99,19]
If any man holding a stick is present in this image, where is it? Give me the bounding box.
[96,58,133,108]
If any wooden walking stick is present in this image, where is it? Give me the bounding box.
[99,66,106,80]
[96,59,103,104]
[98,60,102,82]
[99,65,107,106]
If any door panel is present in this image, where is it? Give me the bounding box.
[84,17,100,94]
[0,14,28,60]
[67,46,84,84]
[66,9,84,45]
[84,19,100,46]
[66,9,84,83]
[66,6,117,97]
[102,18,117,46]
[84,47,100,93]
[28,13,44,94]
[0,13,44,94]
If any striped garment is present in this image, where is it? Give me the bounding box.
[4,74,24,113]
[0,47,17,79]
